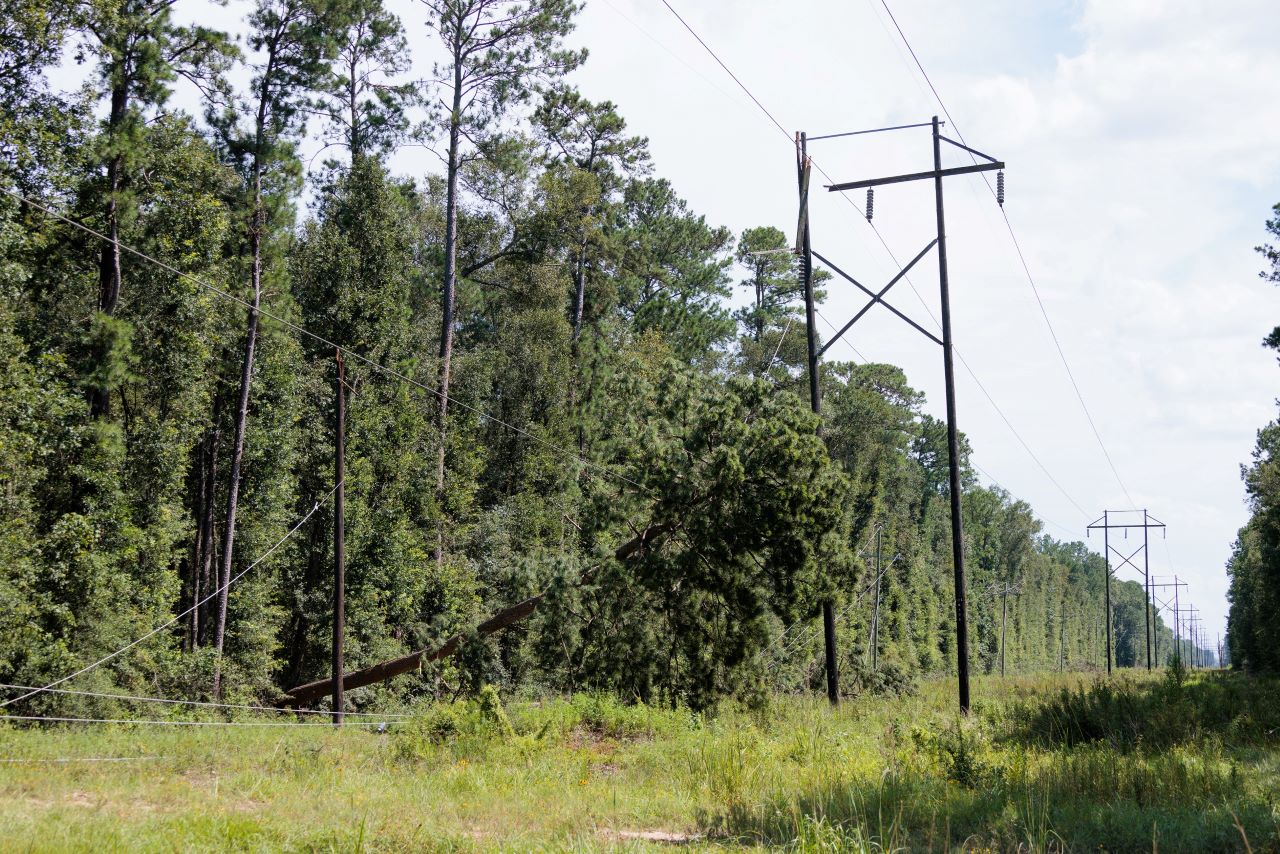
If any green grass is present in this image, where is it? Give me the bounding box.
[1,672,1278,852]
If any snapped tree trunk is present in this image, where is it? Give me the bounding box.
[280,521,675,706]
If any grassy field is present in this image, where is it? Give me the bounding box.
[2,669,1278,852]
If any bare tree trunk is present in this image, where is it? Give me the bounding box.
[193,421,221,648]
[89,83,129,419]
[183,445,206,653]
[347,46,360,161]
[434,58,464,566]
[571,240,587,342]
[211,172,264,698]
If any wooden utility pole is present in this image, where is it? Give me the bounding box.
[1088,510,1166,673]
[333,350,346,726]
[796,132,839,706]
[986,581,1019,677]
[1059,600,1066,672]
[805,117,1005,714]
[281,521,677,707]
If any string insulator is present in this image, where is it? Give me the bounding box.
[865,187,874,222]
[996,170,1005,207]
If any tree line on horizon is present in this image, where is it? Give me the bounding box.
[0,0,1186,716]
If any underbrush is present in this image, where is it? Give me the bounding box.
[2,673,1278,852]
[707,672,1280,852]
[392,685,697,762]
[1005,669,1280,750]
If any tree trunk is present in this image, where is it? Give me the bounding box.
[184,440,207,653]
[571,238,587,343]
[89,82,129,419]
[211,172,264,698]
[193,421,221,647]
[754,265,764,343]
[281,521,676,705]
[347,47,360,161]
[434,57,464,565]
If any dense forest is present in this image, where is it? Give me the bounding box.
[1226,204,1280,671]
[1,0,1192,717]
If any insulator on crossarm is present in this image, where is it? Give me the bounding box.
[865,187,874,222]
[996,170,1005,207]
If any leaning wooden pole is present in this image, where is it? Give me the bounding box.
[279,521,674,707]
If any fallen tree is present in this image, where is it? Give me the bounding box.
[278,521,675,707]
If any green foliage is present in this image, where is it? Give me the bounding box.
[1227,202,1280,672]
[1008,671,1280,750]
[312,0,416,160]
[535,362,853,710]
[0,0,1198,726]
[393,684,515,760]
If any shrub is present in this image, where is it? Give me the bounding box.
[392,684,515,760]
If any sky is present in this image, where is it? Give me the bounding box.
[541,0,1280,648]
[66,0,1280,646]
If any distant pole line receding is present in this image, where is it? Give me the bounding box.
[1088,510,1165,672]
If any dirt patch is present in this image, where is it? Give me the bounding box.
[21,791,97,810]
[599,828,702,845]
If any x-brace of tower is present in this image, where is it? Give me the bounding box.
[796,117,1004,713]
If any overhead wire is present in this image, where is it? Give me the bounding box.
[874,0,1137,510]
[0,684,410,719]
[0,482,340,709]
[0,714,398,728]
[654,0,1094,529]
[0,186,647,496]
[0,756,168,763]
[813,308,1079,539]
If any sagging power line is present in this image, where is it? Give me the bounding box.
[874,0,1139,510]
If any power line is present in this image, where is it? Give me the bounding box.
[0,756,168,763]
[655,0,1092,527]
[0,482,340,709]
[0,683,409,719]
[1,186,647,496]
[813,307,870,363]
[657,0,790,140]
[814,307,1086,530]
[0,714,397,728]
[598,0,751,115]
[874,0,1137,509]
